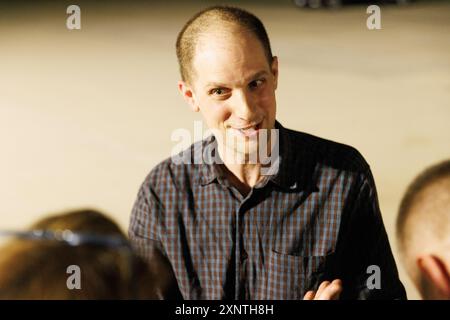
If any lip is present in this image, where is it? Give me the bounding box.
[230,121,262,137]
[235,123,259,130]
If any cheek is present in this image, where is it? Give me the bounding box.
[212,103,232,122]
[199,99,232,125]
[258,88,276,112]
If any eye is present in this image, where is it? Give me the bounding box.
[249,79,265,90]
[209,88,227,96]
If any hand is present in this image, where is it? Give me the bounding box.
[303,279,343,300]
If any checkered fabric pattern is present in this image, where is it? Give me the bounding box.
[129,122,406,300]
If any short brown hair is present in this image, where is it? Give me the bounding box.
[396,159,450,252]
[176,6,274,84]
[0,209,160,299]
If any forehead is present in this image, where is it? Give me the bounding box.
[192,29,269,86]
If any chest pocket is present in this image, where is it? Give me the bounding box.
[272,201,341,257]
[264,250,333,300]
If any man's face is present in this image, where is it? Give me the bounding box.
[179,28,278,158]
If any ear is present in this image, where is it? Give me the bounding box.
[270,56,279,90]
[178,80,199,112]
[417,254,450,299]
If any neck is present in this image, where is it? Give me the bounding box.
[224,161,262,187]
[218,144,264,195]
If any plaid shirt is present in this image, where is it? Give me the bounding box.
[129,122,406,300]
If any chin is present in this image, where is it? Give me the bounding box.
[232,144,260,162]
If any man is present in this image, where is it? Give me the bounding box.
[396,160,450,300]
[129,6,406,300]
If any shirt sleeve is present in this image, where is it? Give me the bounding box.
[128,179,183,300]
[340,168,407,300]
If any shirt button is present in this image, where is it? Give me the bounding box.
[241,251,248,261]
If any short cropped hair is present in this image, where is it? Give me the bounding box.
[396,159,450,252]
[176,6,273,84]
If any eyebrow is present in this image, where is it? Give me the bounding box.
[205,70,270,88]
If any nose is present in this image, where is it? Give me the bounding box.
[230,89,255,121]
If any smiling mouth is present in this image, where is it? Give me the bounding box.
[233,122,262,136]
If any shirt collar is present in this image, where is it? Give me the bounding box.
[196,121,314,191]
[196,135,222,186]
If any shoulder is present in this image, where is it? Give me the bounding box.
[284,127,370,174]
[141,138,206,192]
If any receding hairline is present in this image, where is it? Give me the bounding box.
[185,24,273,85]
[176,6,274,84]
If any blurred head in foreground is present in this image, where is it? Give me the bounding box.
[0,209,164,299]
[396,160,450,300]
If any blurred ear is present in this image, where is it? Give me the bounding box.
[178,80,199,112]
[417,254,450,299]
[271,56,279,90]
